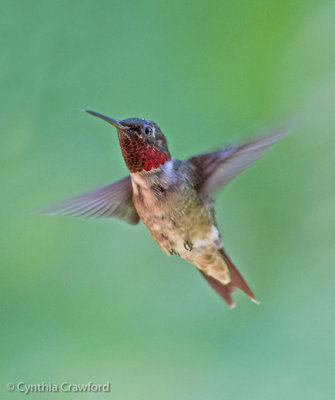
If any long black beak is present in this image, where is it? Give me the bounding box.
[84,109,128,130]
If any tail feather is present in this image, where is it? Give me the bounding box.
[201,248,258,307]
[200,272,236,308]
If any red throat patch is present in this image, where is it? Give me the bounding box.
[119,136,169,173]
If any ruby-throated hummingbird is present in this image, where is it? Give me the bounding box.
[37,110,291,307]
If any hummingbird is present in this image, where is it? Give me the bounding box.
[37,110,291,308]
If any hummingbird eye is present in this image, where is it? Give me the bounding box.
[144,126,153,136]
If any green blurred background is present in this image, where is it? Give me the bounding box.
[1,0,335,398]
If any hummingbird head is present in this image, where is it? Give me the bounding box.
[85,110,171,173]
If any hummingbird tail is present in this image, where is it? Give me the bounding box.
[201,249,258,308]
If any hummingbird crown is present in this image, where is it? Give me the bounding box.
[117,118,171,173]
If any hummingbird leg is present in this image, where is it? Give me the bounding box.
[160,233,179,256]
[184,240,193,251]
[169,249,180,256]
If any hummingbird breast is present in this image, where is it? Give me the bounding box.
[130,159,230,285]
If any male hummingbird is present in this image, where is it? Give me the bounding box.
[38,110,290,307]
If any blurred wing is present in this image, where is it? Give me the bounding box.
[34,176,140,225]
[189,127,291,196]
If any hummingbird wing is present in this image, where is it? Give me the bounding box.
[188,127,291,196]
[33,176,140,225]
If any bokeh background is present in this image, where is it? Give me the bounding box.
[1,0,335,399]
